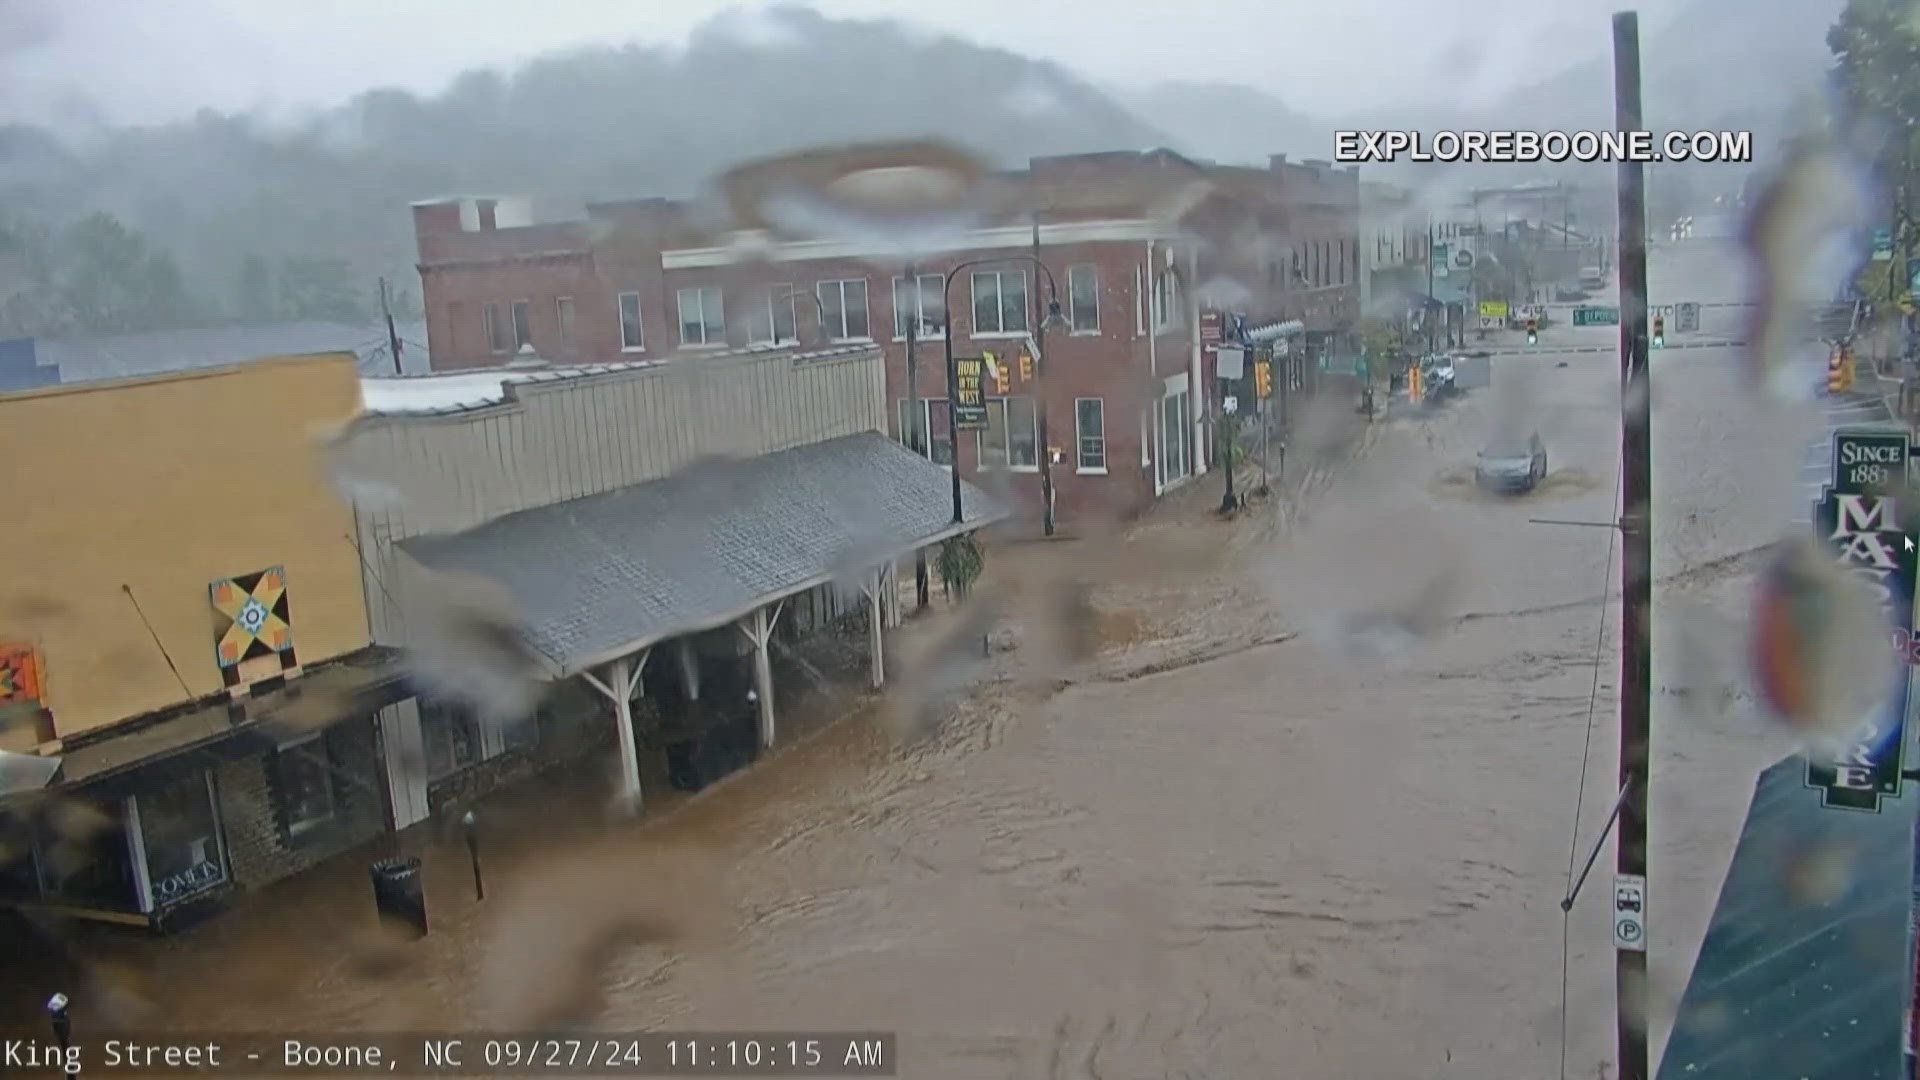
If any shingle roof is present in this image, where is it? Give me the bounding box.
[398,432,1004,672]
[1655,753,1916,1079]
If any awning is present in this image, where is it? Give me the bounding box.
[1245,320,1304,343]
[27,648,412,794]
[1656,754,1918,1079]
[399,431,1007,676]
[0,750,61,796]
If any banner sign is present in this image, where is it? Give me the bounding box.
[954,357,987,429]
[1808,429,1917,811]
[1478,301,1509,320]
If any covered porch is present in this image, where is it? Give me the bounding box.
[396,432,1004,811]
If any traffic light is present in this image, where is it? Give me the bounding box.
[1651,316,1665,349]
[1018,352,1034,383]
[1525,317,1537,345]
[1254,360,1273,399]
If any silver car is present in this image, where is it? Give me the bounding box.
[1475,432,1547,493]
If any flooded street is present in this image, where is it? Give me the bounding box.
[7,242,1840,1078]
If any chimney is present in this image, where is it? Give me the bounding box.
[1269,154,1289,170]
[476,199,499,232]
[411,200,464,260]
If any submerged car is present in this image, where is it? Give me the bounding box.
[1475,432,1547,493]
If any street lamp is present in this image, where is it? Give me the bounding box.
[940,254,1064,526]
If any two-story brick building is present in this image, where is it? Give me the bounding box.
[410,149,1360,525]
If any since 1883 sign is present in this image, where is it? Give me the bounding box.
[1808,429,1919,811]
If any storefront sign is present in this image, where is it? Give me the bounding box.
[1478,301,1509,320]
[953,358,987,429]
[1200,311,1223,348]
[152,858,224,903]
[1808,430,1917,811]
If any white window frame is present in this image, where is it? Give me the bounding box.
[897,397,956,470]
[1151,271,1182,331]
[978,396,1039,472]
[970,269,1029,338]
[677,286,726,348]
[1066,265,1100,334]
[817,278,871,342]
[483,302,507,353]
[276,732,338,838]
[892,274,945,341]
[1134,264,1147,336]
[556,296,576,349]
[1074,397,1107,474]
[510,299,533,350]
[747,284,800,346]
[617,291,645,352]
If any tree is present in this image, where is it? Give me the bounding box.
[0,212,201,337]
[1830,0,1920,294]
[275,256,368,323]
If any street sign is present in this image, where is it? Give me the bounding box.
[1675,302,1700,334]
[1223,396,1238,415]
[1478,300,1509,320]
[1216,346,1245,380]
[1573,306,1620,327]
[954,357,988,429]
[1807,429,1916,811]
[1613,874,1647,952]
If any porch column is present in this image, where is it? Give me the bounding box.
[860,567,886,688]
[580,649,650,813]
[735,602,784,748]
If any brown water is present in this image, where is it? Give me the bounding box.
[8,245,1820,1078]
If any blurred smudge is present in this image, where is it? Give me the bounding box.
[476,839,730,1029]
[1275,501,1469,662]
[884,595,1000,746]
[1749,537,1894,737]
[1742,147,1873,400]
[1,591,66,630]
[1315,573,1463,661]
[398,567,549,725]
[1781,839,1857,908]
[1665,604,1746,723]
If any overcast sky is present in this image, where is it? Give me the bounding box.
[2,0,1698,130]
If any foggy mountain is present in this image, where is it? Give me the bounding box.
[1114,81,1327,165]
[0,4,1167,329]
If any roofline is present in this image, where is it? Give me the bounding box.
[0,351,359,403]
[553,508,1007,677]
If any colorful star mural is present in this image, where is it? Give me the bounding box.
[210,566,297,689]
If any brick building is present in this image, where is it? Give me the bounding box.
[411,149,1360,524]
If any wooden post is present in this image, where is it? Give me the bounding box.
[738,605,780,748]
[865,569,886,688]
[606,657,643,811]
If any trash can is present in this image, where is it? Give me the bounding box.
[369,856,427,938]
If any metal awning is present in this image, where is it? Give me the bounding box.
[0,750,61,796]
[398,432,1007,677]
[26,649,411,794]
[1245,320,1305,343]
[1656,754,1917,1079]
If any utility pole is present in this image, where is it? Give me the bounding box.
[1612,12,1653,1080]
[1426,213,1437,354]
[905,261,930,608]
[943,270,965,525]
[1031,221,1056,537]
[379,277,403,376]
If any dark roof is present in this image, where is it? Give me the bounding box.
[1656,754,1917,1080]
[30,321,432,384]
[398,432,1005,672]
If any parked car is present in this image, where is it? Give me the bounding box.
[1421,354,1457,400]
[1475,432,1548,493]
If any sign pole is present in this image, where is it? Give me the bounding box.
[1612,12,1654,1080]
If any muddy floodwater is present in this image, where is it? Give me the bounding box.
[6,244,1827,1077]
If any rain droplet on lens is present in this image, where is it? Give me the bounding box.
[1749,537,1894,736]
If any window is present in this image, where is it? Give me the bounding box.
[747,285,799,345]
[971,270,1028,335]
[277,734,337,837]
[137,771,228,908]
[511,300,532,350]
[483,303,507,353]
[504,711,540,753]
[678,286,725,346]
[817,278,870,340]
[1134,264,1147,334]
[1160,390,1190,485]
[1075,398,1106,472]
[618,292,644,351]
[556,297,576,348]
[419,700,480,780]
[1151,271,1182,330]
[897,398,953,466]
[981,397,1039,470]
[1067,265,1099,333]
[892,274,944,339]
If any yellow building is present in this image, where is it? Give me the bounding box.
[0,355,408,928]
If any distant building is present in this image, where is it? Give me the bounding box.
[410,149,1361,523]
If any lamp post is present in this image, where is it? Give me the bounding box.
[941,254,1065,526]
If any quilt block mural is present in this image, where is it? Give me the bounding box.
[210,566,298,691]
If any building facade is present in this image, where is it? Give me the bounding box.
[411,149,1361,524]
[0,355,411,929]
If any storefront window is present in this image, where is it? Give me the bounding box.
[420,700,480,779]
[138,771,228,907]
[276,735,337,836]
[29,797,137,911]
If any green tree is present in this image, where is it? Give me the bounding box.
[1830,0,1920,293]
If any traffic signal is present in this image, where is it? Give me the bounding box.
[1018,352,1034,382]
[1254,360,1273,399]
[1525,317,1537,345]
[1651,316,1665,349]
